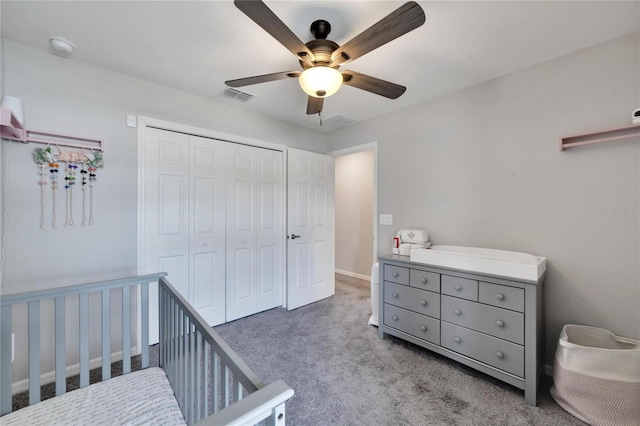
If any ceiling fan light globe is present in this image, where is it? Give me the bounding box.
[299,67,342,98]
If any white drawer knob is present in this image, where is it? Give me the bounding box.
[496,351,504,359]
[420,300,427,306]
[203,242,208,246]
[454,309,461,316]
[421,277,427,284]
[454,285,462,291]
[454,336,461,343]
[392,315,398,321]
[420,325,427,331]
[392,292,398,298]
[496,293,505,301]
[496,320,505,327]
[392,272,399,278]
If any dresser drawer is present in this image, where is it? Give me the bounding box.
[384,304,440,345]
[384,282,440,318]
[441,322,524,377]
[384,265,409,285]
[442,275,478,301]
[409,270,440,292]
[479,282,525,313]
[441,295,524,344]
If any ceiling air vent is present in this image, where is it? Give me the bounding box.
[321,114,356,129]
[221,87,255,102]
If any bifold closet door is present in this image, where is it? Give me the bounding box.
[226,144,283,321]
[143,129,226,344]
[143,128,190,344]
[188,136,226,327]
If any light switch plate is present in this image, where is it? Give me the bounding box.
[379,214,393,225]
[126,115,137,128]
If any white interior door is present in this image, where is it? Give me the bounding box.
[287,148,335,310]
[189,136,226,326]
[226,144,283,321]
[143,128,190,344]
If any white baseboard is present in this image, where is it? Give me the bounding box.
[12,346,138,395]
[335,269,371,282]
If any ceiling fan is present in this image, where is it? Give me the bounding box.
[225,0,426,116]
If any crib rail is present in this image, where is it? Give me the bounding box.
[0,272,167,416]
[159,276,293,425]
[0,274,293,424]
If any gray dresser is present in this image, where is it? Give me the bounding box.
[378,254,544,406]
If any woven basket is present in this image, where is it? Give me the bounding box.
[550,324,640,426]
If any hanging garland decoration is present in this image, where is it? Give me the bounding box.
[49,160,59,228]
[80,162,88,226]
[32,147,52,230]
[86,151,104,226]
[31,147,105,229]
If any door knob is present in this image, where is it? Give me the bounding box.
[289,234,301,239]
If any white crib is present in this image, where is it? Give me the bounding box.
[0,273,293,425]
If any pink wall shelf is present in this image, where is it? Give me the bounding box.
[0,107,25,142]
[560,124,640,151]
[0,107,103,151]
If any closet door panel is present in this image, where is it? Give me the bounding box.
[143,128,190,344]
[226,145,283,321]
[256,149,283,304]
[189,136,226,326]
[226,144,258,321]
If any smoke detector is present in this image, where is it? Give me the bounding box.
[49,36,75,54]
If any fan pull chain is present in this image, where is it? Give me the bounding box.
[319,111,323,126]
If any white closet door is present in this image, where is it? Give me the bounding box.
[226,144,283,321]
[287,148,335,310]
[143,128,190,344]
[189,136,226,326]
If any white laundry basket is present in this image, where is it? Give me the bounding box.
[368,262,379,326]
[550,324,640,426]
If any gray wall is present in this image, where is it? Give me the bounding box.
[0,40,326,383]
[326,33,640,365]
[335,150,374,277]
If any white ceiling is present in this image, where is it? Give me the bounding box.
[2,1,639,132]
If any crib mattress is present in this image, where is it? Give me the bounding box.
[1,367,186,425]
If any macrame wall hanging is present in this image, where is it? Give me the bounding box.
[33,146,104,230]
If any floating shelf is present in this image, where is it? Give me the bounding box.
[560,124,640,151]
[0,107,26,142]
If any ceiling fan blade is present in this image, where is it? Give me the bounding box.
[342,71,406,99]
[306,96,324,115]
[225,71,300,87]
[331,1,425,65]
[234,0,315,61]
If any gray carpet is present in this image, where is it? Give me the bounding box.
[213,274,584,426]
[12,274,583,425]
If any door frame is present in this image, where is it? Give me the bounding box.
[327,142,379,274]
[136,116,288,353]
